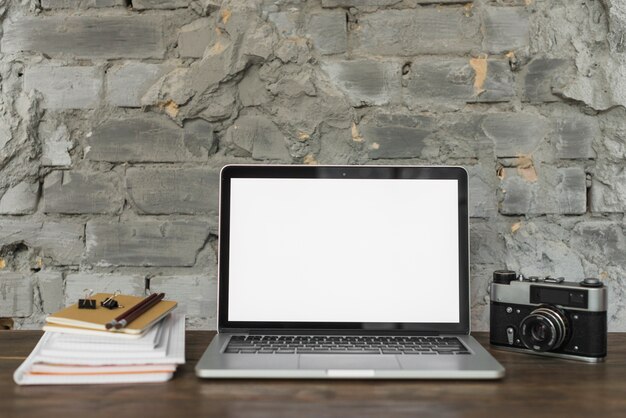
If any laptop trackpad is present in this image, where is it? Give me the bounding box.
[299,355,400,370]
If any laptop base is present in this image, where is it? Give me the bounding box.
[196,334,504,379]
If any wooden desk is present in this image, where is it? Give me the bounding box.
[1,332,625,417]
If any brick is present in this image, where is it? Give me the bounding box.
[225,114,291,161]
[306,11,347,55]
[43,171,123,215]
[523,59,573,103]
[2,16,165,59]
[106,62,176,107]
[322,59,401,106]
[133,0,190,9]
[354,9,480,56]
[64,274,144,305]
[360,114,434,159]
[35,272,64,314]
[0,181,40,215]
[85,220,211,267]
[24,66,101,110]
[481,113,550,157]
[0,220,83,266]
[406,59,472,103]
[436,114,493,159]
[127,168,219,215]
[86,115,215,163]
[405,58,514,106]
[150,275,216,320]
[482,7,530,53]
[556,116,597,159]
[0,273,33,317]
[40,123,73,167]
[467,165,498,218]
[178,19,215,58]
[41,0,125,8]
[473,60,516,103]
[499,167,586,215]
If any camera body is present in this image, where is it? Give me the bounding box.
[490,270,607,362]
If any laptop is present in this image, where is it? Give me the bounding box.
[196,165,505,379]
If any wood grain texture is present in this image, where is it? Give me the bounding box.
[1,332,625,418]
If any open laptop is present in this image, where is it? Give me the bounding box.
[196,165,504,379]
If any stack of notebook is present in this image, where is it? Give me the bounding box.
[14,293,185,385]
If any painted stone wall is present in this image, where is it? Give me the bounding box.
[0,0,625,330]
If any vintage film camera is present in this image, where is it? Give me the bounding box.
[490,270,607,362]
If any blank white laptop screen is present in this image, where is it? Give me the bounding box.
[227,178,460,323]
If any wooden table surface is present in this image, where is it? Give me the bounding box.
[1,331,625,418]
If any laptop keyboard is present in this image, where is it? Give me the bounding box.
[224,335,470,355]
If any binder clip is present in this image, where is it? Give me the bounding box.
[78,289,96,309]
[101,290,123,310]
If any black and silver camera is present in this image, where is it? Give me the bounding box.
[489,270,607,362]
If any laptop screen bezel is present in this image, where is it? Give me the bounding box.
[217,165,470,334]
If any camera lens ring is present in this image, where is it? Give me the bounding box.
[520,306,568,352]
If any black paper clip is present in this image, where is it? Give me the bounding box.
[78,289,96,309]
[101,290,123,310]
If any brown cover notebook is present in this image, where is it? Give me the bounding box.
[45,293,177,335]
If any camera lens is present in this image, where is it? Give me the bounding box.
[520,306,568,352]
[530,322,549,342]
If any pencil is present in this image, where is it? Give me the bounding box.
[113,293,166,329]
[105,292,160,330]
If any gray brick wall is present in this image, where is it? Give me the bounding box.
[0,0,625,332]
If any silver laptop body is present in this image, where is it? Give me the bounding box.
[196,165,504,379]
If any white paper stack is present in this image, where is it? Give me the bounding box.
[13,312,185,385]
